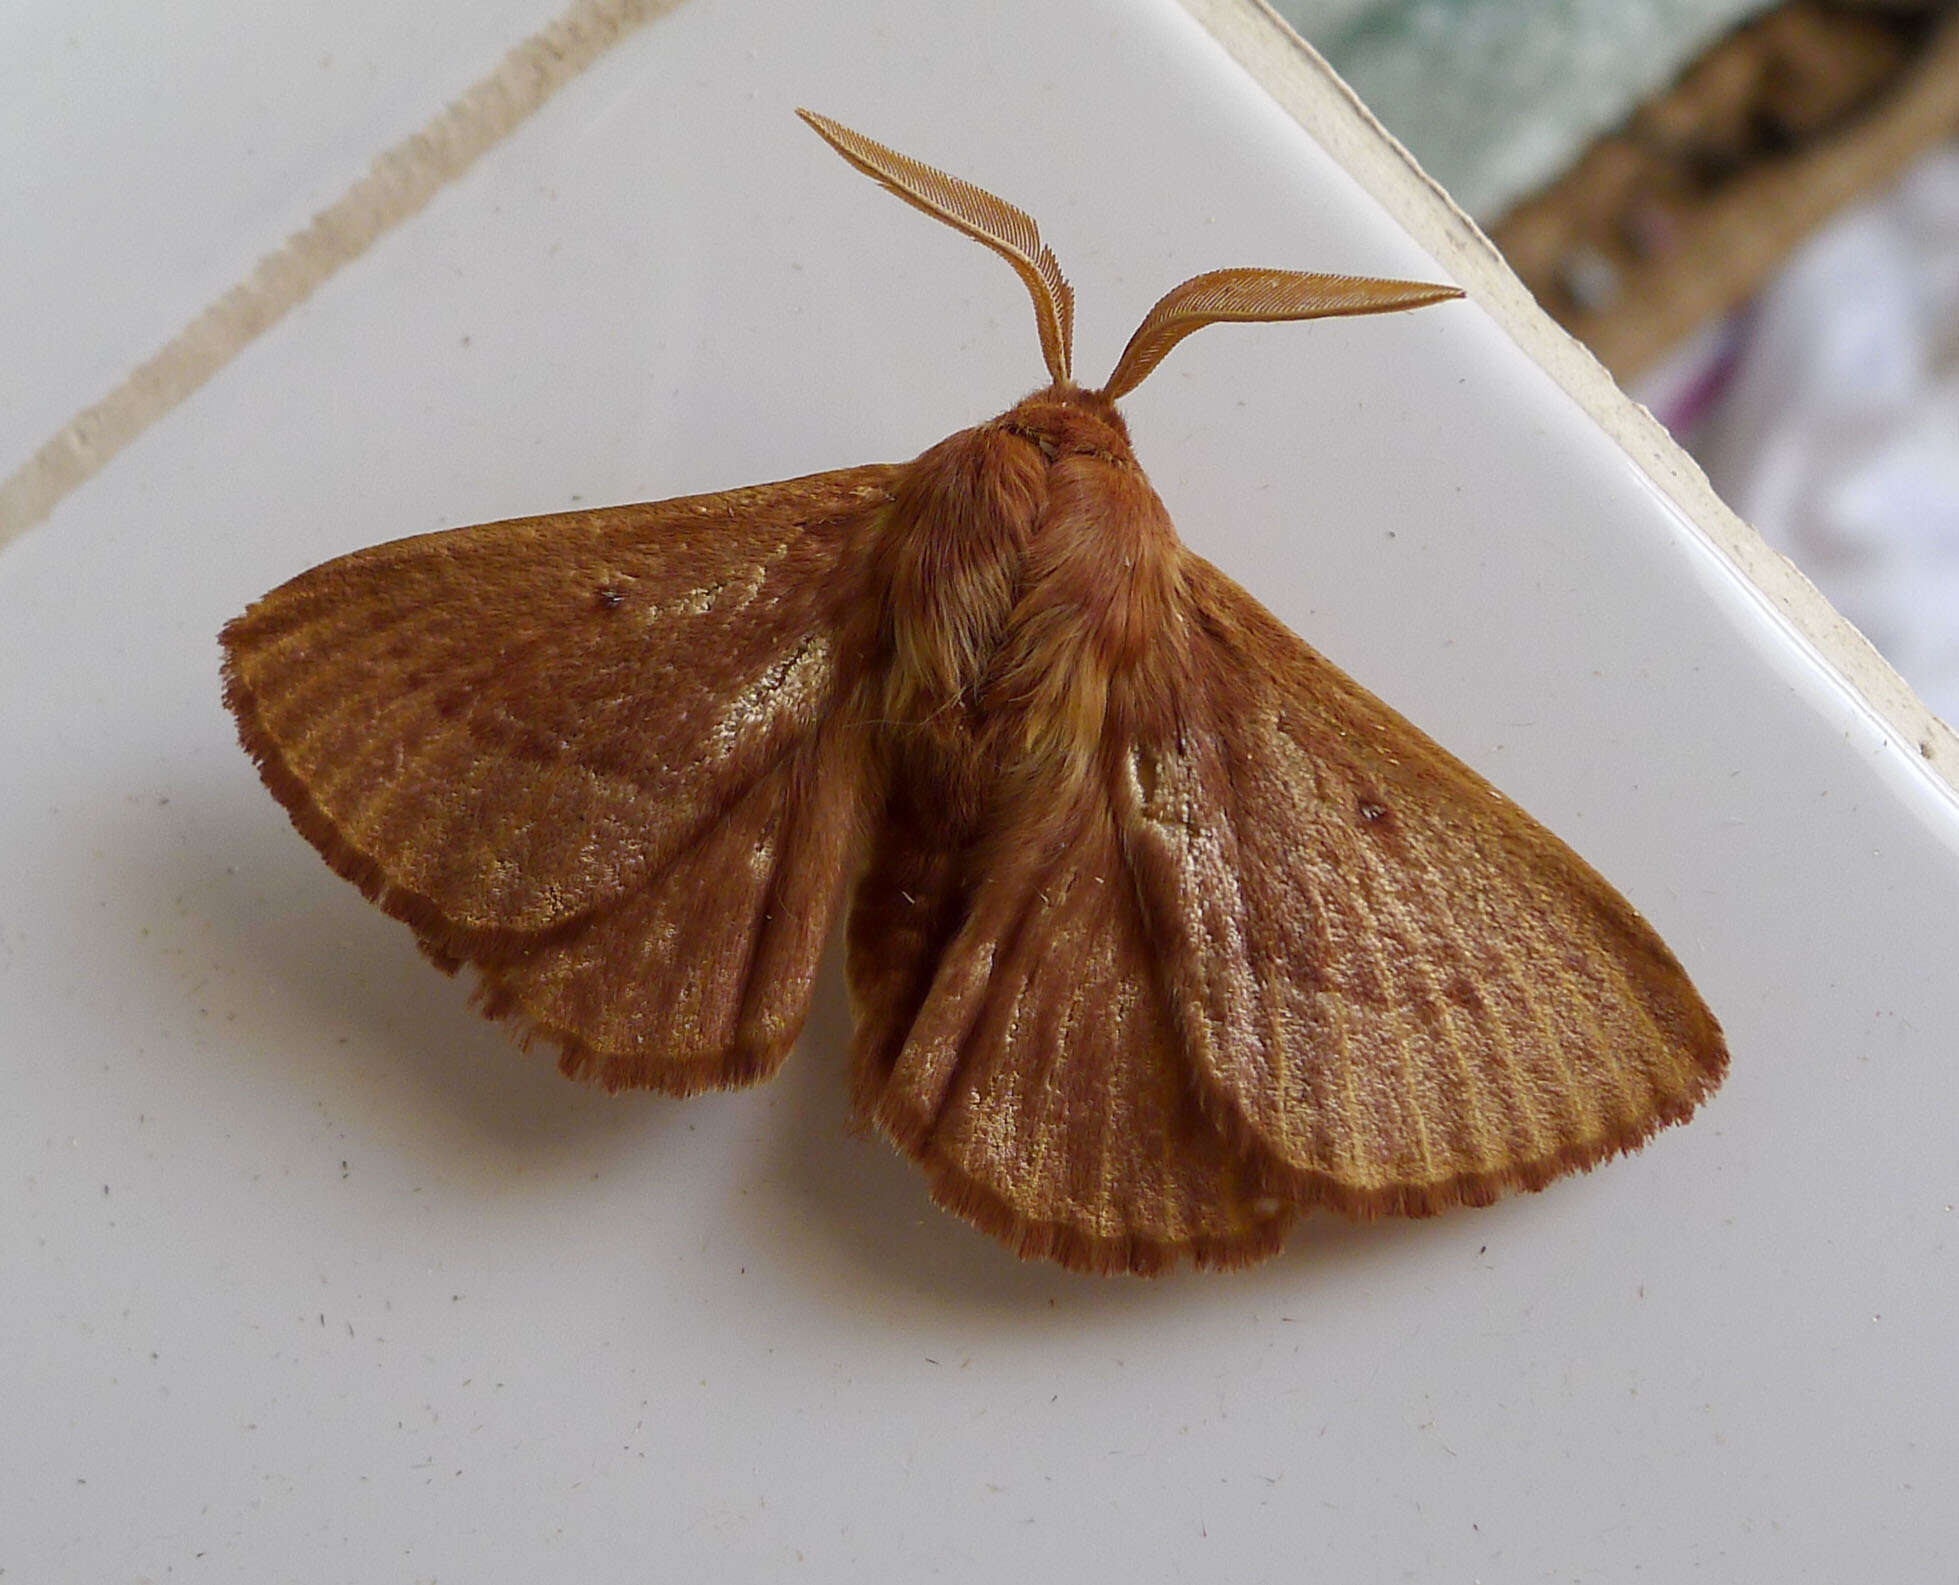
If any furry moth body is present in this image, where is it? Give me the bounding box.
[221,111,1727,1275]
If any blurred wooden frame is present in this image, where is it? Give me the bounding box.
[1184,0,1959,792]
[1492,1,1959,381]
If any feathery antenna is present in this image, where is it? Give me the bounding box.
[798,109,1076,388]
[1101,269,1463,399]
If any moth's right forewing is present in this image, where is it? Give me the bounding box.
[221,465,897,948]
[1125,558,1727,1216]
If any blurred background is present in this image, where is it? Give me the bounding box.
[1277,0,1959,722]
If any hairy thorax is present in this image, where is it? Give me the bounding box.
[869,387,1190,804]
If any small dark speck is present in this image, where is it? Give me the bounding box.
[595,587,625,611]
[1921,740,1935,759]
[571,493,584,503]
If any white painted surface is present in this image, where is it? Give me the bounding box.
[0,0,568,473]
[3,0,1955,1580]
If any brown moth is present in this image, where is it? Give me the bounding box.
[221,110,1727,1275]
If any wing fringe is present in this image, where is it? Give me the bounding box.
[870,1092,1297,1277]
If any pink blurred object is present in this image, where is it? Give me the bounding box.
[1658,142,1959,723]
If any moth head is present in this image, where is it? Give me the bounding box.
[798,109,1463,401]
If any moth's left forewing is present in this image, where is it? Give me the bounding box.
[221,466,898,943]
[222,465,899,1093]
[1123,557,1728,1216]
